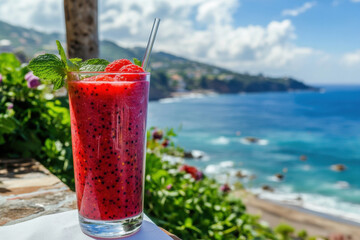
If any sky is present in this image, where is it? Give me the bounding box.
[0,0,360,84]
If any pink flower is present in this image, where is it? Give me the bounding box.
[220,184,231,193]
[7,103,14,109]
[166,184,172,190]
[27,78,41,88]
[0,74,2,83]
[25,72,40,89]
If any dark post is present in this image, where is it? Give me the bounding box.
[64,0,99,59]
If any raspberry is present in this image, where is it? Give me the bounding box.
[119,64,144,73]
[116,64,146,81]
[105,59,132,72]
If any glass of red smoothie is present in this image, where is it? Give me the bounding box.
[67,71,150,238]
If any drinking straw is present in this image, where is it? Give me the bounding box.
[142,18,161,70]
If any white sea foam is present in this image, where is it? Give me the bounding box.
[159,98,181,103]
[191,150,203,158]
[211,136,230,145]
[239,138,269,146]
[334,181,350,189]
[267,175,283,182]
[204,164,218,174]
[219,161,235,168]
[203,161,251,184]
[159,92,217,104]
[250,187,360,224]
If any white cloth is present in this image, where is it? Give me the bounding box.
[0,210,172,240]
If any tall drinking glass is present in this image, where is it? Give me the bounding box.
[67,72,150,238]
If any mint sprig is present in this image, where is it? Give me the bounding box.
[28,54,66,89]
[79,59,110,72]
[28,40,109,90]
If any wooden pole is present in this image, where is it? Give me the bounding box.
[64,0,99,59]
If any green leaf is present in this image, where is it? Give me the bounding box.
[28,54,66,82]
[53,78,65,90]
[68,58,82,71]
[133,58,142,67]
[0,117,17,134]
[56,40,67,65]
[69,58,82,65]
[66,59,79,71]
[79,59,109,72]
[56,41,79,71]
[0,53,21,73]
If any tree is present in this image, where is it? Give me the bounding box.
[64,0,99,59]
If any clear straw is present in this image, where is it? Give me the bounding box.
[142,18,161,70]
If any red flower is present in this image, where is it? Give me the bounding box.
[162,139,169,147]
[220,183,231,193]
[152,129,163,140]
[180,165,203,180]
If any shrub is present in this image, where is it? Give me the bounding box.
[0,53,74,187]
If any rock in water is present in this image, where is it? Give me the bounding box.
[331,164,347,172]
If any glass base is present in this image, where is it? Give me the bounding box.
[79,213,143,239]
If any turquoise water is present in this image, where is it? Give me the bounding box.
[147,85,360,222]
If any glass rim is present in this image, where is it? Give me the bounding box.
[69,71,150,75]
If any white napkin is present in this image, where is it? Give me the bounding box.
[0,210,172,240]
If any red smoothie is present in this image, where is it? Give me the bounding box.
[68,73,149,221]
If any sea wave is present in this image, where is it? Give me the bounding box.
[159,92,218,104]
[239,137,269,146]
[250,187,360,224]
[211,136,230,145]
[158,98,182,104]
[203,161,253,184]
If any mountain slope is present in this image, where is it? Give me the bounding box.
[0,20,317,100]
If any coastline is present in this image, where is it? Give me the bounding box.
[234,190,360,239]
[151,87,321,101]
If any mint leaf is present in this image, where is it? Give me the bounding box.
[66,59,79,71]
[79,59,109,71]
[133,58,142,67]
[28,54,66,81]
[69,58,82,65]
[56,40,79,71]
[53,78,65,90]
[56,40,67,65]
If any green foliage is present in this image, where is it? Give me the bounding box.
[0,53,74,187]
[275,224,295,240]
[297,230,308,239]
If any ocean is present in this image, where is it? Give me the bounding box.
[147,85,360,223]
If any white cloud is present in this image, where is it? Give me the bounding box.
[0,0,64,33]
[96,0,313,73]
[282,2,317,17]
[341,50,360,66]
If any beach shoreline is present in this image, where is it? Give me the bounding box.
[234,190,360,239]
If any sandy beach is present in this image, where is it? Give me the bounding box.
[234,191,360,239]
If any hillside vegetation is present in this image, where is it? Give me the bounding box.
[0,20,317,100]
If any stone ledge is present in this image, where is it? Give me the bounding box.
[0,158,76,226]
